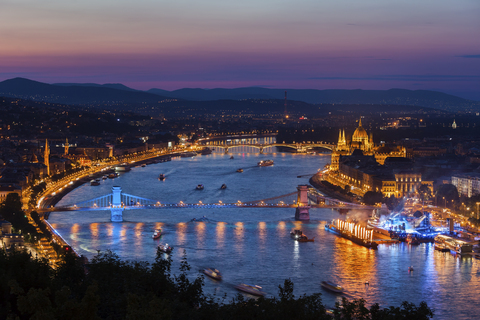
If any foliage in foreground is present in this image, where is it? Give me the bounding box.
[0,250,433,320]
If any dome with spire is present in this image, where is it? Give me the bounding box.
[352,118,368,142]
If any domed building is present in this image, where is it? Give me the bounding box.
[330,118,405,171]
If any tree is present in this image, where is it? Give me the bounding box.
[435,184,459,208]
[417,184,432,202]
[363,191,383,206]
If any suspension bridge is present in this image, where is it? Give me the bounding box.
[39,185,376,222]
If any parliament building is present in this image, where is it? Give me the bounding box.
[328,118,432,198]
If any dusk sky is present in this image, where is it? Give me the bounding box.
[1,0,479,99]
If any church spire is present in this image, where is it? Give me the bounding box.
[358,117,362,127]
[65,138,69,155]
[44,139,50,176]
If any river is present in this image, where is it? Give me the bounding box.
[49,152,480,319]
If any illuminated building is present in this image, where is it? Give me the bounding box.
[328,118,432,198]
[452,174,480,197]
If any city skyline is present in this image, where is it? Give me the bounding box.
[1,0,479,100]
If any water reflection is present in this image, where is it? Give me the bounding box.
[216,222,226,248]
[234,222,244,255]
[90,223,99,239]
[176,222,187,245]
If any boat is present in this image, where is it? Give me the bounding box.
[152,229,162,240]
[200,148,212,155]
[180,152,197,158]
[230,156,234,159]
[234,284,266,297]
[196,184,204,190]
[434,234,473,255]
[203,268,222,280]
[321,281,344,293]
[220,184,227,190]
[474,254,480,260]
[108,172,118,179]
[406,234,420,245]
[158,243,173,253]
[236,168,243,173]
[290,229,314,242]
[141,164,146,167]
[325,220,378,249]
[102,175,108,180]
[159,174,166,180]
[115,164,131,172]
[408,266,414,272]
[258,160,274,167]
[90,179,100,186]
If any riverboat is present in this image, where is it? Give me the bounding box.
[237,168,243,173]
[290,229,314,242]
[196,184,204,190]
[320,281,344,293]
[115,164,131,172]
[325,221,378,249]
[230,156,234,159]
[234,284,266,297]
[220,184,227,189]
[108,172,118,179]
[158,243,173,253]
[258,160,274,167]
[141,164,146,167]
[406,234,420,245]
[159,174,166,180]
[200,148,212,155]
[152,229,162,240]
[181,152,197,158]
[203,268,222,280]
[434,234,473,255]
[90,179,100,186]
[102,175,108,180]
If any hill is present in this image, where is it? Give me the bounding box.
[0,78,170,105]
[148,87,480,112]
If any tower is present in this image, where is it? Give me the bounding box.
[65,138,69,155]
[44,139,50,176]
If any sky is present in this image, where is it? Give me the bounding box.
[1,0,479,99]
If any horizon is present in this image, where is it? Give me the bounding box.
[1,0,479,100]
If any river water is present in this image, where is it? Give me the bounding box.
[49,152,480,319]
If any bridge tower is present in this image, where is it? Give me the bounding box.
[111,186,124,222]
[295,185,311,220]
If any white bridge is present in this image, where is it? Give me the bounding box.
[43,185,375,222]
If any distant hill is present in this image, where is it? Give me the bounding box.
[53,82,139,92]
[0,78,170,106]
[0,78,477,114]
[148,87,480,112]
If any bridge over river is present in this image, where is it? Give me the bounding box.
[40,185,376,222]
[198,134,335,154]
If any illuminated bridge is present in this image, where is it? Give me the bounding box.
[198,134,335,154]
[39,185,376,222]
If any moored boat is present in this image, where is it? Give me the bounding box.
[230,156,234,159]
[108,172,118,179]
[152,229,162,240]
[325,220,378,249]
[90,179,100,186]
[203,268,222,280]
[158,243,173,253]
[321,281,344,293]
[234,284,266,297]
[257,160,274,167]
[102,175,108,180]
[196,184,204,190]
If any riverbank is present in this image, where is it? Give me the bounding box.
[309,173,356,203]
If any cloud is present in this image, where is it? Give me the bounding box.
[456,55,480,58]
[308,75,480,82]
